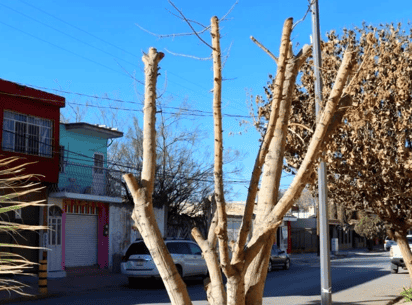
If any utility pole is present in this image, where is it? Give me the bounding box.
[311,1,332,304]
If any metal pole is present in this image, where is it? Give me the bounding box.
[311,1,332,304]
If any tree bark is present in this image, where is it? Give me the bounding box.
[244,39,312,305]
[123,48,193,305]
[211,16,232,278]
[231,18,293,268]
[192,211,226,305]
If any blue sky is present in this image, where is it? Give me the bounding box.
[1,0,411,201]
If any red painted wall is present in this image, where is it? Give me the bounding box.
[287,221,292,254]
[0,79,65,183]
[97,202,109,269]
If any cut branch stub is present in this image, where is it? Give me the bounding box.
[141,48,164,201]
[211,15,232,277]
[231,17,294,268]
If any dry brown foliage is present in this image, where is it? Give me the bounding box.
[259,22,412,233]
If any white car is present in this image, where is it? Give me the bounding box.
[121,239,208,285]
[384,237,397,251]
[390,235,412,273]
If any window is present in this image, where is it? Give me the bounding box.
[166,242,191,255]
[48,206,63,246]
[188,243,202,255]
[125,242,150,259]
[2,110,53,157]
[93,153,104,174]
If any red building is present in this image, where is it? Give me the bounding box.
[0,78,65,269]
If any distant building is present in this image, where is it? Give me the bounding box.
[226,201,297,253]
[0,78,65,272]
[47,122,124,277]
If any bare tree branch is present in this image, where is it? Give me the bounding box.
[219,0,239,22]
[292,0,316,29]
[165,9,210,30]
[168,0,214,50]
[135,22,200,39]
[250,36,278,63]
[164,48,212,60]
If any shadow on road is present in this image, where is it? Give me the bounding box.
[301,296,402,305]
[126,277,205,290]
[264,265,390,298]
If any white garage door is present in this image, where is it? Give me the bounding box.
[65,214,98,267]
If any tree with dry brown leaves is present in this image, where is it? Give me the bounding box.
[258,22,412,280]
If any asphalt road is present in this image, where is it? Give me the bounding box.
[10,251,410,305]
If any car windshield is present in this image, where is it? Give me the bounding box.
[125,242,150,260]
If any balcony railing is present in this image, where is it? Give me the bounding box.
[49,162,123,198]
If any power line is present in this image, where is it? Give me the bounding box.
[14,0,248,114]
[2,129,248,184]
[0,20,142,84]
[17,0,141,60]
[0,85,250,119]
[0,2,141,74]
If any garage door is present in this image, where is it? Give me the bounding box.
[65,214,98,267]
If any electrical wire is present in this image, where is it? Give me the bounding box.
[0,2,141,73]
[2,129,252,184]
[0,20,142,84]
[11,0,248,114]
[0,86,250,119]
[17,0,141,60]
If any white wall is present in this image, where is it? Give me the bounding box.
[153,206,166,237]
[109,203,133,272]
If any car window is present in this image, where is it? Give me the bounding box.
[271,245,278,255]
[125,242,150,259]
[408,237,412,244]
[188,243,202,255]
[167,242,191,254]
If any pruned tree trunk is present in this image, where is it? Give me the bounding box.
[124,14,358,305]
[192,209,226,305]
[210,16,232,278]
[123,48,192,305]
[244,23,312,304]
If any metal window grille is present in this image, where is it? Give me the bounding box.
[93,153,104,174]
[2,110,53,157]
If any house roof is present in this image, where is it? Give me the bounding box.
[226,201,297,221]
[0,78,65,107]
[62,122,123,139]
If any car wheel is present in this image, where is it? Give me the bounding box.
[283,259,290,270]
[176,265,183,279]
[391,263,399,274]
[267,260,273,272]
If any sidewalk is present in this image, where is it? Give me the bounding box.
[0,266,127,304]
[289,246,377,265]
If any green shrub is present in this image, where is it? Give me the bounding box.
[400,287,412,302]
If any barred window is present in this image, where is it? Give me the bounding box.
[2,110,53,157]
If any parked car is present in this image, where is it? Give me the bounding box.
[384,237,397,251]
[268,244,290,272]
[121,239,208,285]
[389,235,412,273]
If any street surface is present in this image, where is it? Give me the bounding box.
[9,251,410,305]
